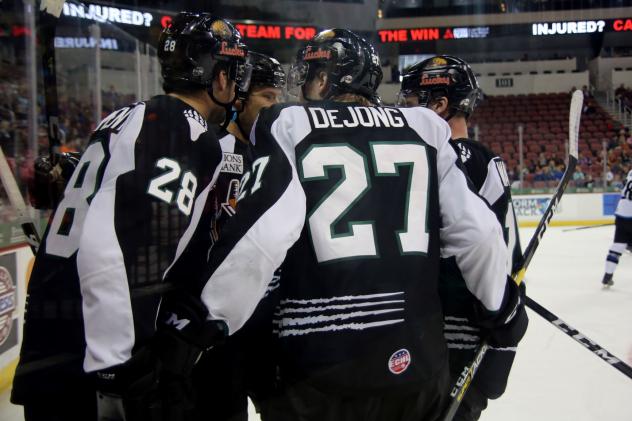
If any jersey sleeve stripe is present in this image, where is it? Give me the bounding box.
[478,158,506,207]
[201,170,305,334]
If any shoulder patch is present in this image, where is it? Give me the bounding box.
[184,109,208,142]
[457,143,471,163]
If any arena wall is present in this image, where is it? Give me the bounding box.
[471,58,576,75]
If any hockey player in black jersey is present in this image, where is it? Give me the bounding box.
[193,30,526,421]
[192,51,286,421]
[399,55,527,420]
[12,13,251,421]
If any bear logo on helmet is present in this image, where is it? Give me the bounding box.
[428,57,448,68]
[211,20,232,38]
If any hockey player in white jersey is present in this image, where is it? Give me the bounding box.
[196,29,526,421]
[602,169,632,287]
[12,13,251,421]
[398,55,527,421]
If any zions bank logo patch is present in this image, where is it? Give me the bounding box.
[220,152,244,174]
[388,349,411,375]
[0,266,16,346]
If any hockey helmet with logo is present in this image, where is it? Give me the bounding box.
[158,12,251,94]
[287,28,383,103]
[237,52,286,100]
[398,55,480,118]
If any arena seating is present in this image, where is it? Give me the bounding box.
[470,92,624,186]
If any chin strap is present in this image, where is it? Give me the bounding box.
[210,89,236,130]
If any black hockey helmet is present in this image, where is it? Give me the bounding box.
[237,52,286,100]
[398,55,480,118]
[287,28,383,103]
[158,12,251,94]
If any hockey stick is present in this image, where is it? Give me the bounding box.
[526,296,632,379]
[512,89,582,285]
[0,147,41,254]
[562,222,614,232]
[39,0,65,162]
[441,90,584,421]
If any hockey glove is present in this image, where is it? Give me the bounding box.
[476,276,529,348]
[94,292,227,421]
[29,152,80,209]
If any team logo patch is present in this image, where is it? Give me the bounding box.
[421,74,451,86]
[458,143,471,163]
[303,46,331,61]
[0,266,16,347]
[313,29,336,42]
[220,152,244,174]
[219,41,246,58]
[184,109,207,141]
[211,20,232,38]
[429,57,448,68]
[221,178,240,217]
[388,349,411,375]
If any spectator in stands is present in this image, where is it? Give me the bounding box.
[573,166,586,187]
[615,83,626,99]
[582,85,591,99]
[606,167,615,185]
[585,173,595,189]
[0,119,13,154]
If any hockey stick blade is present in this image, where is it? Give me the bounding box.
[514,89,582,285]
[527,296,632,380]
[0,147,41,254]
[442,90,584,421]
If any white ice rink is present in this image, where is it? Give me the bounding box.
[2,225,632,420]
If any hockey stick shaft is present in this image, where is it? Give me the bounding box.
[562,222,614,232]
[0,147,41,254]
[39,0,65,161]
[513,89,582,285]
[526,296,632,379]
[441,90,583,421]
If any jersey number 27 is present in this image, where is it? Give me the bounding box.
[300,142,430,263]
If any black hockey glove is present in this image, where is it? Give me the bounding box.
[29,152,81,209]
[94,292,227,421]
[476,276,528,348]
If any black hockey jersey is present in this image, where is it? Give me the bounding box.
[197,102,511,395]
[13,95,233,403]
[441,137,524,399]
[452,138,521,273]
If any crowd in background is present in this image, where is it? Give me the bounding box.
[1,57,632,221]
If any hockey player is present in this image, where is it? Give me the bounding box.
[196,29,527,421]
[398,55,526,420]
[192,51,286,421]
[602,168,632,287]
[11,13,251,421]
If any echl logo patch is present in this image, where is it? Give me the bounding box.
[0,266,16,346]
[388,349,411,375]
